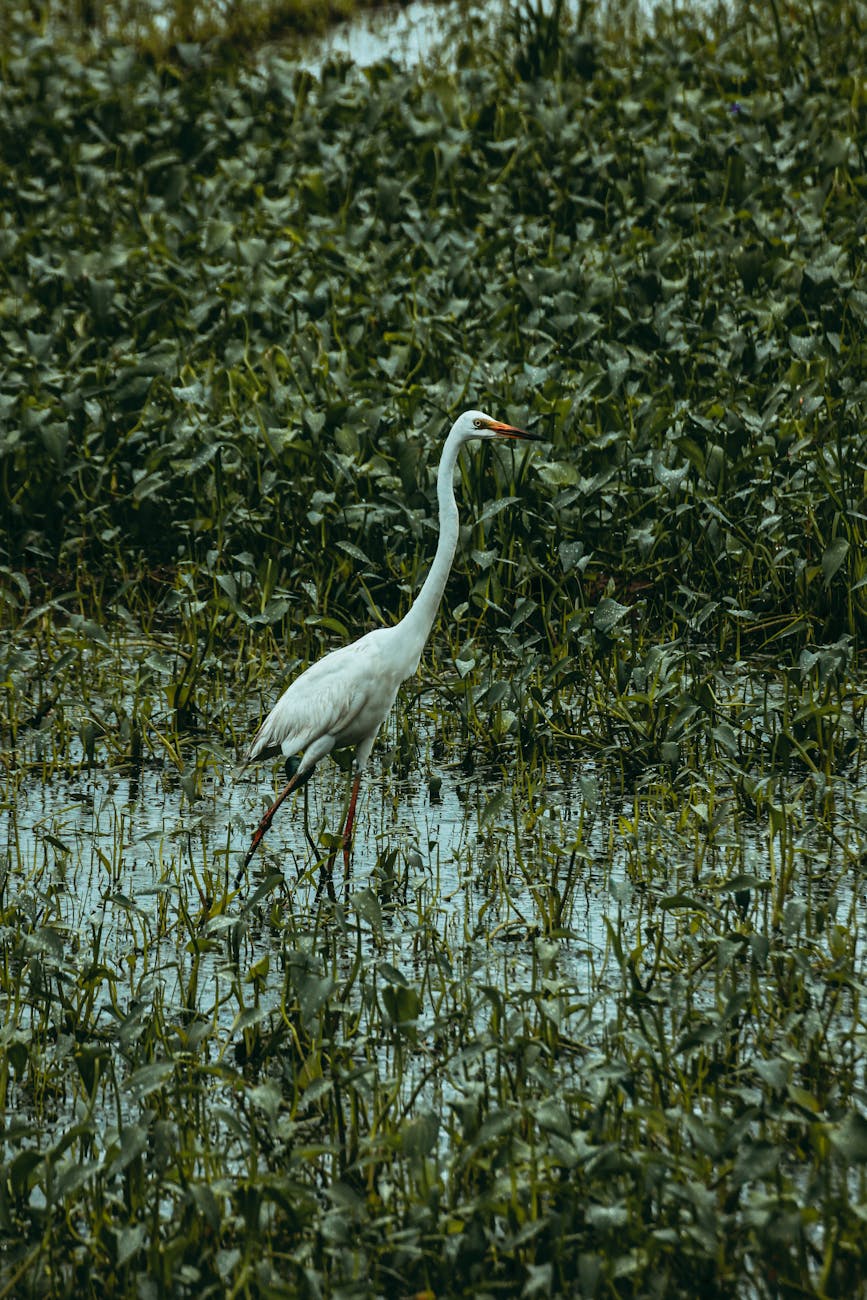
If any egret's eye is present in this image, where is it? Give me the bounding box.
[473,418,485,429]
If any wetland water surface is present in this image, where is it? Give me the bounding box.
[4,627,867,1297]
[7,663,867,1140]
[9,710,613,1033]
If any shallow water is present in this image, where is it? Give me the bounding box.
[7,704,862,1007]
[5,655,867,1173]
[3,727,615,1150]
[289,0,728,72]
[297,0,454,71]
[6,733,613,978]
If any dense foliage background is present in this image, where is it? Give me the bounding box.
[2,0,865,652]
[2,1,867,1297]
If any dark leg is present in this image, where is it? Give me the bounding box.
[235,766,312,886]
[324,769,363,875]
[302,782,318,857]
[341,770,363,872]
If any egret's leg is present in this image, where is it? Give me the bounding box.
[341,771,363,872]
[324,769,363,875]
[302,782,318,857]
[235,765,312,885]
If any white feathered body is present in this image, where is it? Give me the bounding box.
[243,410,533,794]
[246,624,416,776]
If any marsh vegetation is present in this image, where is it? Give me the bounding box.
[2,0,867,1294]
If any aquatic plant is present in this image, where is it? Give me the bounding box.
[2,0,867,1295]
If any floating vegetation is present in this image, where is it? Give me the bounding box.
[2,0,867,1294]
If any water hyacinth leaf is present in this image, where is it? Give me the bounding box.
[478,1109,514,1144]
[481,787,509,826]
[469,546,498,571]
[296,972,336,1026]
[753,1058,791,1088]
[350,887,382,932]
[309,616,350,637]
[123,1061,173,1098]
[821,536,849,587]
[204,218,234,253]
[660,893,709,912]
[216,573,239,603]
[401,1110,438,1161]
[593,597,631,635]
[585,1204,629,1230]
[559,539,584,571]
[579,774,599,809]
[251,1082,282,1118]
[42,832,72,855]
[675,436,706,476]
[787,1084,820,1114]
[231,1005,267,1034]
[10,1150,42,1198]
[720,874,768,894]
[211,1108,249,1143]
[378,961,408,987]
[336,541,371,565]
[38,424,69,466]
[382,981,421,1029]
[110,1124,149,1174]
[535,1100,572,1139]
[712,723,738,755]
[732,1142,783,1185]
[831,1111,867,1163]
[789,332,817,360]
[651,451,689,491]
[477,496,520,525]
[115,1223,146,1268]
[705,444,725,487]
[190,1182,222,1230]
[300,1076,332,1108]
[258,595,292,623]
[7,1040,28,1077]
[523,1263,554,1297]
[535,460,581,489]
[455,651,476,677]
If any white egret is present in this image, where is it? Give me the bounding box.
[237,409,538,881]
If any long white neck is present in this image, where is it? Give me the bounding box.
[395,423,465,670]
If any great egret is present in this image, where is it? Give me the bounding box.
[237,409,538,881]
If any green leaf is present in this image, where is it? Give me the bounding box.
[350,887,382,933]
[822,536,849,587]
[831,1111,867,1163]
[204,218,234,253]
[116,1223,146,1267]
[593,597,631,635]
[296,972,336,1026]
[124,1061,173,1098]
[402,1111,438,1160]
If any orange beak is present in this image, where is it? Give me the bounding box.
[486,419,540,441]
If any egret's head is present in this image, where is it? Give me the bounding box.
[455,409,539,443]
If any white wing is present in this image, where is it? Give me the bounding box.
[245,627,405,771]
